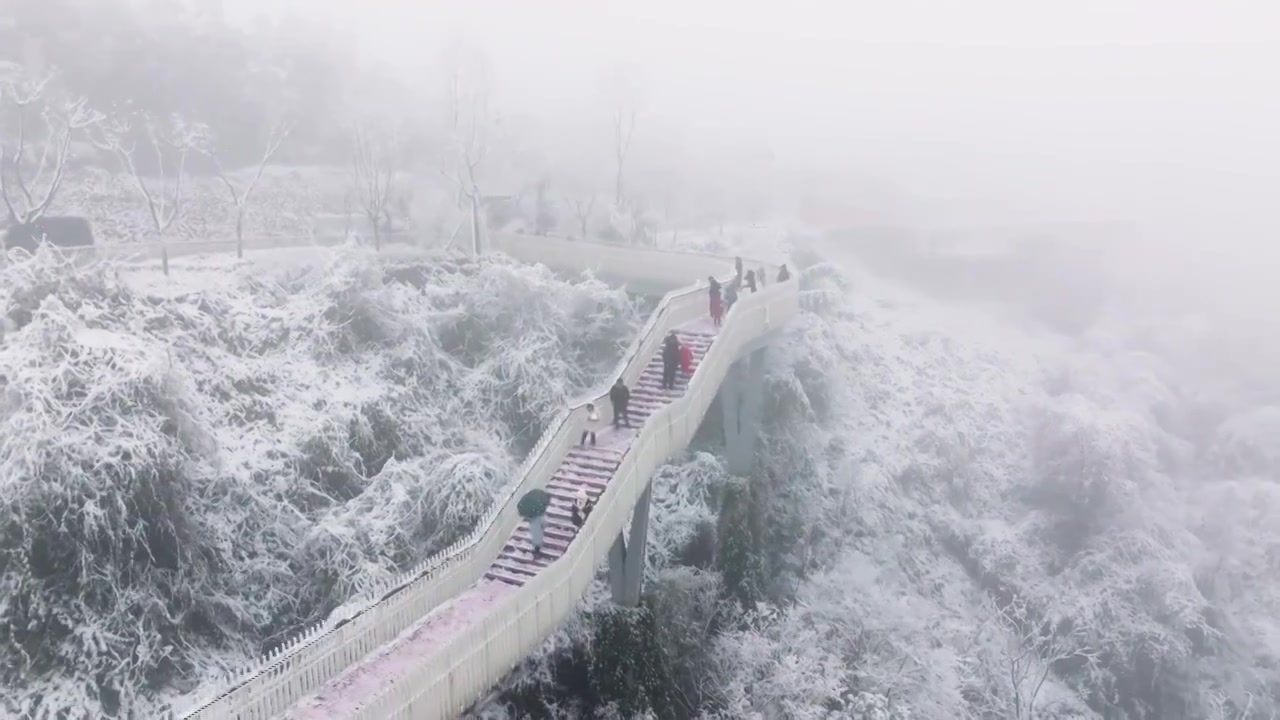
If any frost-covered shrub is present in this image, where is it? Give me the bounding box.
[1206,406,1280,480]
[0,246,640,717]
[645,452,731,572]
[479,235,1280,720]
[0,295,210,719]
[1026,395,1152,554]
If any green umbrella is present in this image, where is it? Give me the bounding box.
[518,488,551,519]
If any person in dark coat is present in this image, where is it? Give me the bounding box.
[708,276,724,326]
[609,378,632,428]
[725,280,739,312]
[777,264,791,282]
[744,269,757,293]
[661,331,681,390]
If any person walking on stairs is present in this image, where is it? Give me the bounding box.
[708,276,724,326]
[777,264,791,282]
[518,489,552,560]
[571,488,590,531]
[580,402,600,446]
[745,269,757,293]
[662,331,681,390]
[609,378,632,428]
[680,341,693,377]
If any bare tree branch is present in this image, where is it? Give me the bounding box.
[206,117,294,256]
[0,68,101,226]
[443,49,493,254]
[613,103,637,207]
[351,119,398,250]
[95,112,203,271]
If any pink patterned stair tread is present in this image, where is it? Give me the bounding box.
[484,325,716,587]
[286,321,718,718]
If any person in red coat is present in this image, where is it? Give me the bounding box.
[680,342,693,377]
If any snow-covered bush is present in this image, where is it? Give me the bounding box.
[477,236,1279,720]
[0,245,640,717]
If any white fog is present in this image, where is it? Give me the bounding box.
[1,1,1277,719]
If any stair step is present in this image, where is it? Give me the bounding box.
[542,514,578,532]
[513,530,570,551]
[485,568,528,586]
[547,479,603,497]
[560,457,613,472]
[553,472,608,489]
[567,447,623,461]
[525,519,576,540]
[557,464,611,478]
[505,538,564,558]
[565,450,621,466]
[492,557,543,576]
[634,387,681,399]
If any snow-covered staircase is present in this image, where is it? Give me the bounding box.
[486,329,715,588]
[176,236,798,720]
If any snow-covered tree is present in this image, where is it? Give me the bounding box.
[95,111,207,274]
[350,118,399,251]
[0,64,102,230]
[443,45,494,255]
[206,116,294,258]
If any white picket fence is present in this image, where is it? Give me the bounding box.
[43,229,423,268]
[173,236,800,720]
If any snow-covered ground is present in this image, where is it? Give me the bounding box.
[0,244,644,718]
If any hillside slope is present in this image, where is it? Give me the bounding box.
[474,239,1280,720]
[0,247,640,719]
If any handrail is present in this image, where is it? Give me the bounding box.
[174,236,775,719]
[350,257,799,719]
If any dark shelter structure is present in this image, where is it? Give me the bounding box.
[3,216,95,252]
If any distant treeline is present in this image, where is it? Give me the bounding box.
[1,0,361,168]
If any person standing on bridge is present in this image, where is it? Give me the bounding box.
[725,280,739,313]
[745,269,758,293]
[609,378,632,428]
[661,332,682,390]
[581,402,600,446]
[758,265,767,289]
[735,256,744,284]
[777,264,791,283]
[708,276,724,326]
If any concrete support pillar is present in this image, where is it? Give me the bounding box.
[720,346,767,475]
[608,532,627,602]
[608,481,653,607]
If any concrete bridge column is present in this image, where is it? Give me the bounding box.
[608,481,653,607]
[720,347,767,476]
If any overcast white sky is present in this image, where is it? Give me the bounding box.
[227,0,1280,299]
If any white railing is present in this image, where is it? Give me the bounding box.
[174,237,798,720]
[40,230,421,265]
[489,231,743,290]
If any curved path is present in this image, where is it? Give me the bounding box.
[177,236,799,720]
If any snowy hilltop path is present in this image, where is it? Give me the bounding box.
[287,321,719,719]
